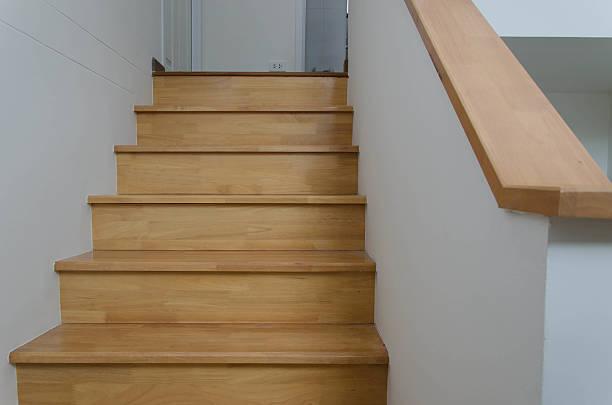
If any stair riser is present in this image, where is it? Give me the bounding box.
[153,76,348,107]
[17,364,387,405]
[137,111,353,146]
[91,204,365,250]
[59,272,374,323]
[116,152,358,195]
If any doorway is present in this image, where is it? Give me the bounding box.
[163,0,348,72]
[305,0,348,73]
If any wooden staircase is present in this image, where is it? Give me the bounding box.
[9,72,389,404]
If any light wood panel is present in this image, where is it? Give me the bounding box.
[10,324,388,365]
[16,364,387,405]
[406,0,612,218]
[55,251,376,273]
[136,110,353,146]
[59,271,374,323]
[558,187,612,218]
[153,75,348,107]
[116,151,358,195]
[91,203,365,250]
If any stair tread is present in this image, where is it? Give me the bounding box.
[55,251,375,272]
[88,195,367,204]
[115,145,358,153]
[9,324,388,365]
[134,105,354,113]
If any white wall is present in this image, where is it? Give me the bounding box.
[348,1,550,404]
[544,219,612,405]
[0,1,160,403]
[473,0,612,38]
[480,11,612,405]
[545,92,611,177]
[201,0,297,71]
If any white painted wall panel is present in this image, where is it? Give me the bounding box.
[44,0,162,74]
[544,219,612,405]
[0,2,160,403]
[348,1,550,404]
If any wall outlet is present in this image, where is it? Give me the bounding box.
[269,60,289,72]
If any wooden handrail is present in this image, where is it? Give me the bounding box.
[405,0,612,218]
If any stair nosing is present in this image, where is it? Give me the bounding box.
[54,264,375,273]
[10,324,389,366]
[10,352,388,365]
[134,105,354,113]
[54,251,376,273]
[114,145,359,153]
[87,195,367,205]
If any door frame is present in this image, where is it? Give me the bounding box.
[162,0,192,71]
[191,0,203,71]
[295,0,306,72]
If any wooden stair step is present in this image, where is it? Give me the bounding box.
[152,74,348,107]
[11,70,389,404]
[89,195,365,251]
[115,145,358,195]
[55,250,375,272]
[10,324,388,365]
[12,324,387,405]
[55,251,376,324]
[136,107,353,147]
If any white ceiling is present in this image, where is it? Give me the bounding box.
[503,37,612,92]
